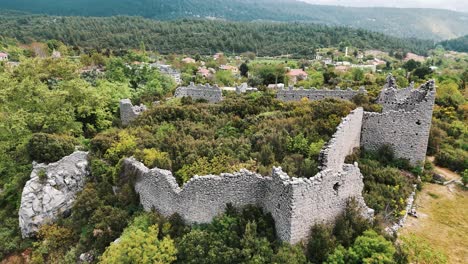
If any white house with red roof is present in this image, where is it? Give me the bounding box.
[0,52,8,61]
[287,69,308,84]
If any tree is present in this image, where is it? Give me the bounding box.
[412,66,432,80]
[273,244,308,264]
[240,63,249,77]
[333,199,372,248]
[100,224,177,264]
[240,221,274,263]
[306,224,337,264]
[325,230,396,264]
[402,59,420,72]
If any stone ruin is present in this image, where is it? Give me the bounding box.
[119,99,147,126]
[276,85,367,102]
[174,82,223,102]
[19,151,89,237]
[236,83,258,94]
[275,75,435,165]
[121,108,374,244]
[361,76,436,165]
[119,75,435,243]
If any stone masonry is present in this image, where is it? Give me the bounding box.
[277,86,367,102]
[120,75,434,243]
[120,99,147,126]
[121,108,373,244]
[361,76,436,165]
[174,82,223,102]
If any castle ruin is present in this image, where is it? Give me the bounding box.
[121,108,373,244]
[361,77,435,165]
[119,76,435,243]
[174,82,223,102]
[119,99,147,126]
[277,85,367,102]
[275,76,435,165]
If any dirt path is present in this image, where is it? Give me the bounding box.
[427,156,461,181]
[399,161,467,264]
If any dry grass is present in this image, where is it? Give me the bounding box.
[400,182,468,264]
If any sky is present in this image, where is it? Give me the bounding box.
[300,0,468,12]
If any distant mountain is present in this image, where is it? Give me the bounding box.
[440,35,468,53]
[0,0,467,40]
[0,14,434,56]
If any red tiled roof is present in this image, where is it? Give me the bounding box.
[287,69,308,77]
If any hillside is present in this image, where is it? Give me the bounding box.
[0,0,467,40]
[440,35,468,53]
[0,14,434,56]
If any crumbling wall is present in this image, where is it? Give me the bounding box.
[236,83,258,94]
[174,82,223,102]
[319,108,363,171]
[361,80,435,165]
[277,86,367,102]
[120,99,147,126]
[122,109,372,243]
[288,164,372,243]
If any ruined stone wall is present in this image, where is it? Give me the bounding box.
[288,164,371,243]
[123,159,370,244]
[361,80,436,165]
[277,86,367,102]
[122,110,372,243]
[319,108,363,171]
[120,99,147,126]
[174,82,223,102]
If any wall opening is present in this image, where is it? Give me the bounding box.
[333,182,341,194]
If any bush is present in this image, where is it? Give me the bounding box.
[435,145,468,172]
[306,224,336,264]
[27,133,76,163]
[333,199,372,248]
[325,230,396,264]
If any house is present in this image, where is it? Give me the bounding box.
[197,67,214,78]
[404,53,425,62]
[287,69,308,85]
[150,63,182,84]
[182,57,196,64]
[267,83,285,89]
[0,52,8,61]
[213,52,224,60]
[366,58,386,66]
[322,58,333,65]
[219,65,239,74]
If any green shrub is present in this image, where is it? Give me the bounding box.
[27,133,76,163]
[37,169,47,183]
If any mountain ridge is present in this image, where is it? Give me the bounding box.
[0,0,467,40]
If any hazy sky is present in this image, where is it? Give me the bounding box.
[301,0,468,12]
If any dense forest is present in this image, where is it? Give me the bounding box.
[0,14,435,57]
[0,0,467,40]
[440,35,468,53]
